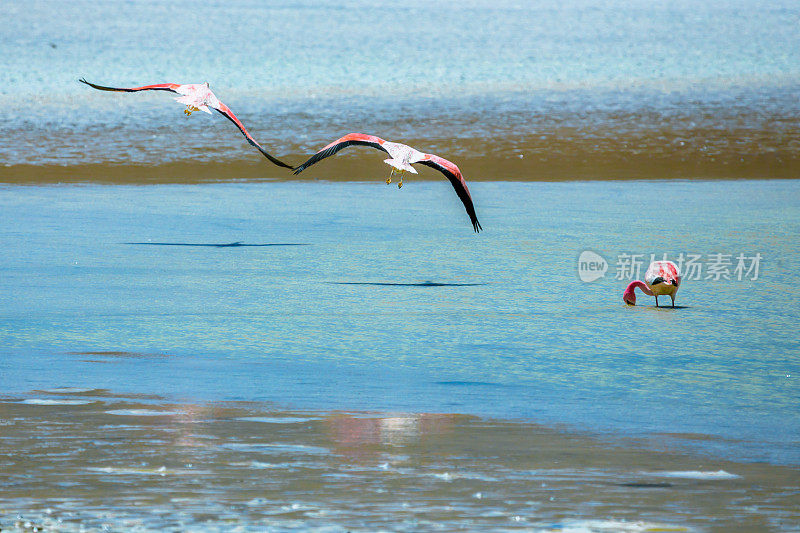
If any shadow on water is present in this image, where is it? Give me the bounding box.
[626,304,691,310]
[435,381,508,387]
[328,281,488,287]
[124,242,310,248]
[66,351,174,359]
[618,482,674,489]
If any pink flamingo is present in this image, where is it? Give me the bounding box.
[293,133,482,232]
[623,260,682,307]
[78,78,292,169]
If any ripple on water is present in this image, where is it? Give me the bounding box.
[228,461,286,469]
[104,409,182,416]
[87,466,170,476]
[38,387,98,394]
[431,471,499,482]
[234,416,319,424]
[646,470,741,480]
[87,466,207,476]
[219,443,330,455]
[536,519,690,532]
[20,398,96,406]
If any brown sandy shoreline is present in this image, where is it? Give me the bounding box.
[2,146,797,185]
[3,89,798,184]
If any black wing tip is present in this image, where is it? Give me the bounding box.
[217,109,295,170]
[473,219,482,232]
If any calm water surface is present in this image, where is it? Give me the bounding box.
[1,180,799,530]
[1,180,798,463]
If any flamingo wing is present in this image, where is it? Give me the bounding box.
[81,79,293,169]
[293,133,388,175]
[79,78,181,93]
[211,101,293,169]
[416,155,482,232]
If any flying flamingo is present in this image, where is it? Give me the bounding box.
[293,133,482,232]
[78,78,293,169]
[623,260,682,307]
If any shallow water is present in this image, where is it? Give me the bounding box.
[1,392,799,532]
[5,0,798,98]
[1,180,799,469]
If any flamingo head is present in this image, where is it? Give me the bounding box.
[622,284,637,306]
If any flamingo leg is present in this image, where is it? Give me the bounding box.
[398,170,404,188]
[386,169,394,185]
[670,295,675,308]
[655,295,659,307]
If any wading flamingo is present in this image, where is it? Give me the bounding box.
[293,133,482,232]
[78,78,292,169]
[623,260,681,307]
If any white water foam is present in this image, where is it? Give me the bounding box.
[234,416,318,424]
[21,398,95,406]
[39,387,97,394]
[220,443,330,455]
[228,461,284,469]
[537,519,691,532]
[87,466,207,476]
[647,470,740,480]
[105,409,182,416]
[431,471,498,482]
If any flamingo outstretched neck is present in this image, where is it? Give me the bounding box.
[623,280,654,306]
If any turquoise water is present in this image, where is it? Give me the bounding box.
[2,179,799,464]
[3,0,798,99]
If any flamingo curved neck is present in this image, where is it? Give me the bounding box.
[626,280,654,296]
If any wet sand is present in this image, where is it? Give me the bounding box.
[2,140,797,185]
[1,390,799,532]
[2,88,798,184]
[2,179,798,469]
